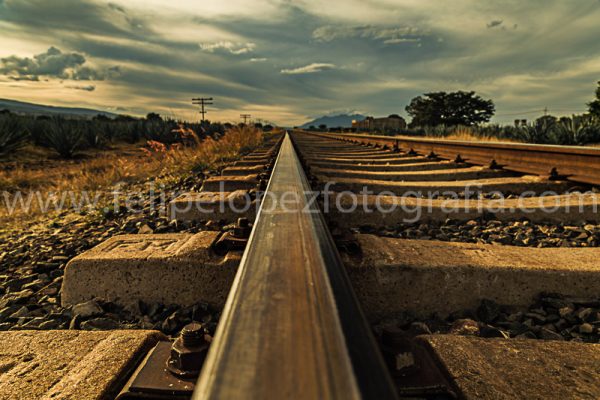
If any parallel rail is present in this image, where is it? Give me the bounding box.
[305,131,600,186]
[193,133,397,399]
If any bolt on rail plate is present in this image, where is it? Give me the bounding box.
[116,342,195,400]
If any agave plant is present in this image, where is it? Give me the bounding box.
[514,118,556,144]
[116,121,142,144]
[143,118,182,145]
[552,116,600,145]
[42,118,84,158]
[82,122,106,149]
[0,115,29,157]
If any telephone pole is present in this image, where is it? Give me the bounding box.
[192,97,214,123]
[240,114,251,125]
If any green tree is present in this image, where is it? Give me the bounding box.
[588,81,600,118]
[146,112,162,121]
[405,91,495,127]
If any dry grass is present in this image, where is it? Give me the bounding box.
[441,128,523,143]
[0,125,265,223]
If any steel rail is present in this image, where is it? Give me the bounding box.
[301,131,600,186]
[193,133,397,399]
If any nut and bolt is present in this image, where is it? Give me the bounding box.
[166,322,210,378]
[233,217,251,238]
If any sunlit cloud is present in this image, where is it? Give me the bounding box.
[199,41,256,55]
[280,63,337,75]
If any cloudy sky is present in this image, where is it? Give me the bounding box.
[1,0,599,125]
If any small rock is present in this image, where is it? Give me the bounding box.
[9,306,30,319]
[408,322,431,335]
[558,306,575,318]
[515,331,537,339]
[479,324,510,339]
[0,305,22,321]
[72,300,103,318]
[576,308,594,322]
[477,299,500,323]
[69,315,81,330]
[538,328,564,341]
[137,224,154,234]
[38,320,60,330]
[524,312,546,324]
[579,323,594,334]
[449,319,479,336]
[80,317,121,330]
[161,312,180,333]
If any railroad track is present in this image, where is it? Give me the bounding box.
[2,130,600,399]
[194,131,600,399]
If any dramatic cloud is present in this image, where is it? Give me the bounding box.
[312,25,422,44]
[0,47,119,81]
[281,63,337,75]
[1,0,600,124]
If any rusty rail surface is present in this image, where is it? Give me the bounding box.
[193,133,397,399]
[301,131,600,186]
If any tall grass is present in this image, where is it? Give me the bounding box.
[0,125,264,222]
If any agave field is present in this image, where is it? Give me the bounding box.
[0,112,235,160]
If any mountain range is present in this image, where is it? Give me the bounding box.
[0,98,117,119]
[300,113,366,128]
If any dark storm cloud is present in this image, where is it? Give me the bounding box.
[312,25,423,44]
[0,0,145,38]
[0,47,116,81]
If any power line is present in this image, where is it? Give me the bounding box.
[192,97,214,123]
[495,108,584,117]
[240,114,251,124]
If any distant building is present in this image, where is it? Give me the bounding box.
[352,115,407,132]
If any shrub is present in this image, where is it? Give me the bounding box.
[117,121,143,144]
[82,122,106,149]
[0,115,29,157]
[42,118,84,158]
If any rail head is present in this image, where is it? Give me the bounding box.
[193,132,397,399]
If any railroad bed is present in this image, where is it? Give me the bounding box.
[1,131,600,399]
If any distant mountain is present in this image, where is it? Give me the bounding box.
[0,98,118,119]
[300,113,366,129]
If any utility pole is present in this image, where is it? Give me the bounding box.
[240,114,251,125]
[192,97,214,123]
[543,107,548,116]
